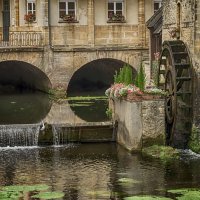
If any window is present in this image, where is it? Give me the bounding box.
[108,0,125,22]
[24,0,36,22]
[154,0,162,13]
[27,0,36,15]
[59,0,76,22]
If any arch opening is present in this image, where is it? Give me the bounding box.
[0,61,52,124]
[67,58,137,96]
[67,58,137,122]
[0,60,52,94]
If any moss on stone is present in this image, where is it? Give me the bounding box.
[142,145,179,161]
[142,135,165,148]
[188,125,200,154]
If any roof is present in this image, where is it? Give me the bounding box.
[146,7,163,33]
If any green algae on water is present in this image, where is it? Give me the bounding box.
[32,191,65,199]
[142,145,179,161]
[1,184,49,192]
[168,188,200,200]
[86,190,112,198]
[118,178,140,184]
[69,103,92,107]
[67,96,108,101]
[117,178,141,187]
[0,191,21,200]
[123,196,172,200]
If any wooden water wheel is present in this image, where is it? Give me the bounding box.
[158,40,193,148]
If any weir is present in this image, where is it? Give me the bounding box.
[0,122,114,147]
[0,124,40,147]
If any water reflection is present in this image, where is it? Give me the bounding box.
[44,98,109,124]
[0,92,52,124]
[68,97,109,122]
[0,144,200,199]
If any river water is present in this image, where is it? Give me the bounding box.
[0,144,200,199]
[0,93,200,199]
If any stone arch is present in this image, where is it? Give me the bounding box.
[67,58,137,96]
[0,60,52,93]
[0,51,44,70]
[72,50,142,72]
[59,49,144,91]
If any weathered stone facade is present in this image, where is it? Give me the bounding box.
[0,47,148,90]
[111,99,165,151]
[0,0,155,91]
[162,0,200,127]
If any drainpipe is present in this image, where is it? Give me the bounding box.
[48,0,52,47]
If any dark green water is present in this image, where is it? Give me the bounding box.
[0,92,52,124]
[0,93,109,124]
[0,143,200,200]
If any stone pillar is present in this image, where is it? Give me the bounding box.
[87,0,95,46]
[44,0,49,24]
[15,0,19,26]
[138,0,145,47]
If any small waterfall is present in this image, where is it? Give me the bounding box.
[0,124,40,147]
[52,125,72,145]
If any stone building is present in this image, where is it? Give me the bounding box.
[162,0,200,128]
[0,0,156,93]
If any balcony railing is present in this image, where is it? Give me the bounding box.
[0,31,43,47]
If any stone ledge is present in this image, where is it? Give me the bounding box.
[51,45,149,52]
[0,47,44,52]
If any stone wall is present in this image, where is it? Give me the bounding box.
[0,47,148,91]
[111,99,165,151]
[162,0,200,128]
[95,25,141,46]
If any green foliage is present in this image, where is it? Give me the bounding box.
[135,63,146,91]
[152,61,159,87]
[114,64,134,85]
[188,125,200,153]
[106,108,112,119]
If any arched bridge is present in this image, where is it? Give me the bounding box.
[0,47,148,93]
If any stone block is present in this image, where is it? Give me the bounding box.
[112,99,165,152]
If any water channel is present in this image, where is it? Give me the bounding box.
[0,144,200,199]
[0,92,200,199]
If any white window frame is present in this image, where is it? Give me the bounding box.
[108,0,124,17]
[26,0,36,15]
[59,0,77,19]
